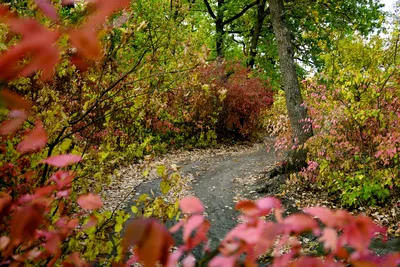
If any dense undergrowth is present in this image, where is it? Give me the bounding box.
[270,32,400,208]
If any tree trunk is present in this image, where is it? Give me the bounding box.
[269,0,313,166]
[248,0,268,68]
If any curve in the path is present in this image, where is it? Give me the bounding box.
[182,144,280,249]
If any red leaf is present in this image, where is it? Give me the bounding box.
[341,214,385,252]
[68,0,129,60]
[123,218,174,266]
[17,120,47,153]
[83,215,98,230]
[0,193,12,219]
[0,110,28,135]
[180,196,204,214]
[10,205,43,246]
[41,154,82,167]
[43,233,61,255]
[291,256,335,267]
[69,27,102,60]
[0,18,60,80]
[235,200,259,217]
[70,54,90,71]
[68,252,88,267]
[0,236,10,251]
[50,170,74,189]
[77,193,102,210]
[34,0,58,21]
[0,89,31,110]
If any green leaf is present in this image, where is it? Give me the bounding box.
[114,223,122,233]
[160,180,171,194]
[138,194,148,201]
[131,205,138,213]
[156,165,166,177]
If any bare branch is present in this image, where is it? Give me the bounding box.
[203,0,216,19]
[223,1,257,26]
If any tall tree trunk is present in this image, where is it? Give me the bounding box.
[269,0,312,166]
[215,17,224,58]
[248,0,268,68]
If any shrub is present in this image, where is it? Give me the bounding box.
[124,196,400,266]
[299,34,400,207]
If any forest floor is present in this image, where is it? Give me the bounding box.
[103,137,400,262]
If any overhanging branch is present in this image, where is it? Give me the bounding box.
[203,0,216,19]
[223,1,257,26]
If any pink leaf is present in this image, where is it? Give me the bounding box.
[319,228,338,252]
[183,215,204,242]
[34,0,58,21]
[256,197,281,216]
[77,193,103,210]
[68,252,87,267]
[17,120,47,153]
[42,154,82,167]
[209,255,237,267]
[235,200,259,217]
[56,190,70,198]
[182,254,196,267]
[283,214,319,235]
[180,196,204,214]
[169,220,184,233]
[304,207,337,228]
[0,110,27,135]
[166,248,183,267]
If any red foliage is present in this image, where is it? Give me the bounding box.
[197,61,273,139]
[125,197,400,267]
[0,0,128,265]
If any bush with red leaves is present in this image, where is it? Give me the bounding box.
[124,196,400,267]
[194,61,274,139]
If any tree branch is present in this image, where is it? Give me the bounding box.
[203,0,216,19]
[223,1,257,26]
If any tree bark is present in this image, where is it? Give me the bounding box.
[247,0,268,68]
[216,0,225,58]
[269,0,313,165]
[203,0,257,59]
